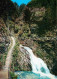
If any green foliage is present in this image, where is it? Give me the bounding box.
[0,43,5,53]
[0,52,7,66]
[27,0,56,36]
[13,41,19,58]
[13,3,26,17]
[7,20,15,30]
[36,50,43,58]
[22,33,28,38]
[28,0,56,8]
[10,71,17,79]
[0,0,16,18]
[14,25,19,33]
[23,7,31,23]
[11,40,19,71]
[23,7,32,34]
[36,17,51,36]
[28,0,56,24]
[18,4,26,16]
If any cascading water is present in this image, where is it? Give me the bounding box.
[19,45,57,79]
[23,46,50,74]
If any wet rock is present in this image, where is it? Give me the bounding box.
[17,50,32,71]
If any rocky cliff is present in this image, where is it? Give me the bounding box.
[11,6,57,75]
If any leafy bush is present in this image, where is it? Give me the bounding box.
[27,0,56,36]
[11,40,19,71]
[23,7,31,23]
[14,25,19,33]
[10,71,17,79]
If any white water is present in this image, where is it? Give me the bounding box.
[20,45,56,79]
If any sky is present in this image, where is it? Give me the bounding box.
[11,0,31,6]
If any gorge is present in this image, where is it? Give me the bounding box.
[15,45,57,79]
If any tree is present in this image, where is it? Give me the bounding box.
[0,0,17,22]
[19,4,26,16]
[27,0,56,36]
[23,6,32,34]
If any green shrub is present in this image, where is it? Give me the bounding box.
[14,25,19,33]
[10,71,17,79]
[11,40,19,71]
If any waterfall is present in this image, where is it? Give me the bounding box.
[19,45,56,79]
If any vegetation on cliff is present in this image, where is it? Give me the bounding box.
[0,0,57,77]
[27,0,57,36]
